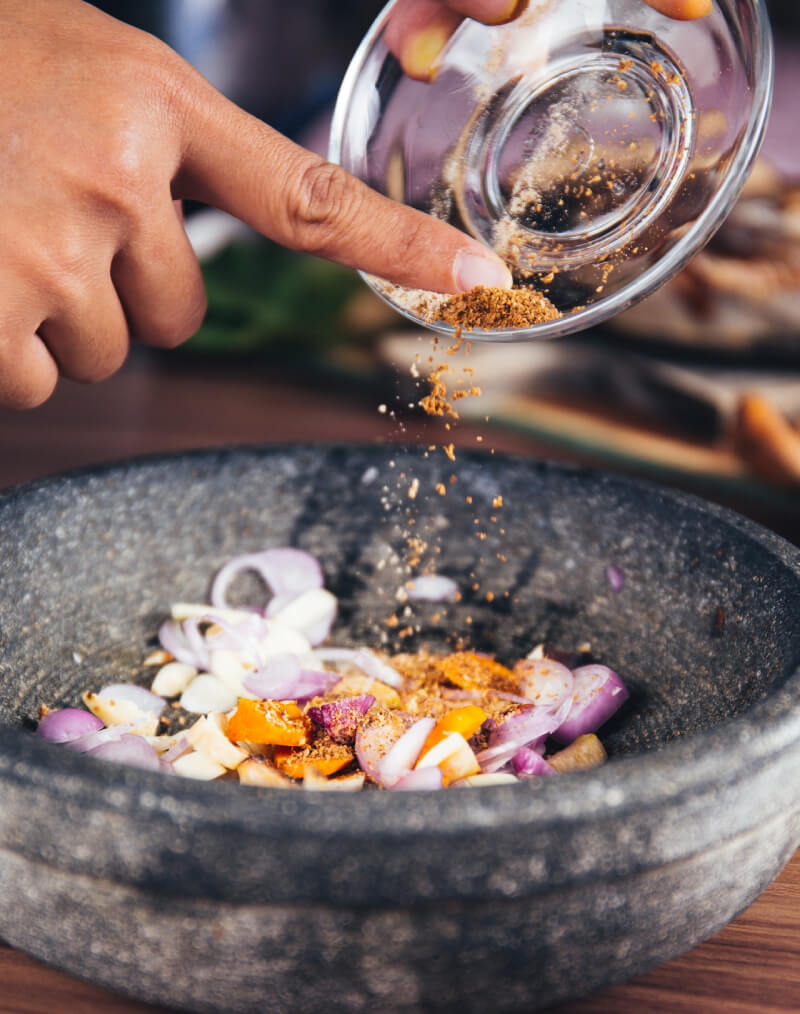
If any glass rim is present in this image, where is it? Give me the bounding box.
[329,0,775,342]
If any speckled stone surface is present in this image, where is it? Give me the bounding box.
[1,445,799,1012]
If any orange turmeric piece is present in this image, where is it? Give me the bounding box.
[227,698,311,747]
[273,743,354,779]
[436,652,517,693]
[419,704,488,758]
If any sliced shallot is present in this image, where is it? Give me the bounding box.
[552,665,629,745]
[355,714,414,783]
[64,723,134,753]
[477,706,561,773]
[307,695,375,744]
[390,767,444,791]
[87,734,161,771]
[242,654,336,701]
[210,548,323,613]
[377,716,436,788]
[512,747,555,778]
[36,708,103,743]
[513,658,574,710]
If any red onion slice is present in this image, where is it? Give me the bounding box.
[160,736,191,764]
[477,707,561,773]
[211,548,323,613]
[355,714,414,783]
[87,733,161,771]
[552,665,629,745]
[204,612,268,662]
[390,767,444,791]
[158,619,208,669]
[514,658,574,710]
[404,575,458,602]
[606,565,625,593]
[512,747,556,778]
[350,650,404,689]
[378,717,436,788]
[310,647,404,689]
[37,708,104,743]
[242,654,336,701]
[64,723,134,753]
[307,695,375,744]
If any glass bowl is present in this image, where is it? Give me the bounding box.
[329,0,774,341]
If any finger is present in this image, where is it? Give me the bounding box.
[384,0,462,82]
[644,0,712,19]
[37,275,130,384]
[178,99,511,294]
[444,1,527,24]
[111,197,207,348]
[384,0,528,81]
[0,292,59,408]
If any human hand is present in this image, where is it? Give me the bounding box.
[0,0,712,409]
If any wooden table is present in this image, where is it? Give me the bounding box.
[1,348,798,1014]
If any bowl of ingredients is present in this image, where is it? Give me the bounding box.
[1,445,799,1013]
[329,0,773,340]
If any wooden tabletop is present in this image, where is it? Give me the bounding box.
[1,347,798,1014]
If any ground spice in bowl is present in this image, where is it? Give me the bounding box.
[373,279,561,333]
[431,285,561,331]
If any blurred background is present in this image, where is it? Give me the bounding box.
[2,0,800,542]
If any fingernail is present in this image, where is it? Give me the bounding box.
[454,250,513,291]
[484,0,530,26]
[402,24,451,81]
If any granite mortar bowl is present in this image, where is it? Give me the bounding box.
[1,445,800,1014]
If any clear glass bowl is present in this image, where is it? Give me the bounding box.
[329,0,774,341]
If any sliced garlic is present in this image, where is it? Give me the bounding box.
[151,661,197,698]
[143,649,173,667]
[270,588,336,640]
[302,768,366,792]
[179,674,238,715]
[209,649,255,698]
[185,713,247,770]
[416,732,480,782]
[454,773,519,787]
[258,622,311,660]
[238,756,294,788]
[172,751,226,781]
[170,602,255,623]
[83,691,159,737]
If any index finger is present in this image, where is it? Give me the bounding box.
[176,79,511,295]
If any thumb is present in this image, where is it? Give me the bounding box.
[176,83,511,295]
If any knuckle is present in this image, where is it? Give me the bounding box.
[80,336,129,383]
[137,284,207,349]
[394,217,427,268]
[287,161,359,254]
[3,353,58,409]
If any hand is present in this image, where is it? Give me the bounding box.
[0,0,712,409]
[386,0,712,80]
